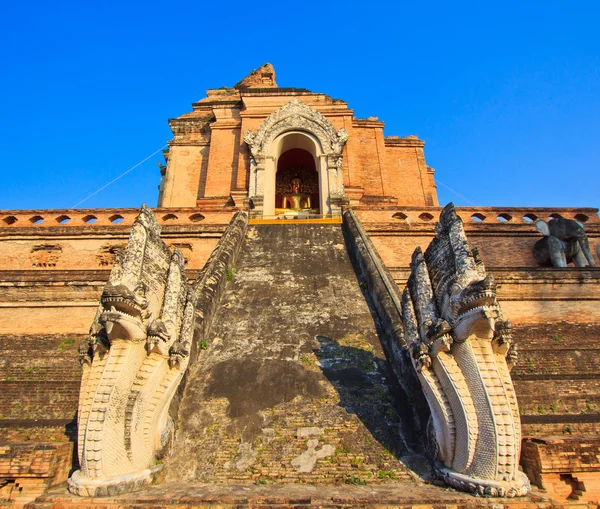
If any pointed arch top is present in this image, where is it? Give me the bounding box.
[243,99,348,160]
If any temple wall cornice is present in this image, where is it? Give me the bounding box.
[384,136,425,147]
[352,118,385,128]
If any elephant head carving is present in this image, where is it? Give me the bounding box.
[533,218,595,268]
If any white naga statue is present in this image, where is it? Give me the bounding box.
[402,203,530,497]
[69,206,196,496]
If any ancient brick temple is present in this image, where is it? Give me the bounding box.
[1,64,599,507]
[159,63,437,214]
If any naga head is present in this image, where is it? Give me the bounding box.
[98,205,171,343]
[146,319,171,356]
[402,204,529,496]
[78,340,93,367]
[80,311,110,365]
[426,205,503,343]
[493,318,513,355]
[411,342,432,372]
[449,273,500,341]
[168,340,190,370]
[100,281,150,342]
[71,206,199,498]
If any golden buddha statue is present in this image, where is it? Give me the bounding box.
[281,178,311,211]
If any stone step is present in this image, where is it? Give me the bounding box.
[570,489,585,499]
[27,482,555,509]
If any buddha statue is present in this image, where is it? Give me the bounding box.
[281,178,311,211]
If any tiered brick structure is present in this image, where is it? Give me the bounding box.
[159,63,437,213]
[1,64,599,506]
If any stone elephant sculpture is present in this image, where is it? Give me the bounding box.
[533,218,595,268]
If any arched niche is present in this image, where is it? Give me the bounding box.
[244,99,348,216]
[276,148,319,212]
[264,131,325,216]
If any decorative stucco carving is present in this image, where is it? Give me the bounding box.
[69,205,196,497]
[402,203,530,497]
[244,99,348,159]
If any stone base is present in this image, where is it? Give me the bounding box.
[440,468,531,498]
[521,435,600,503]
[67,466,162,497]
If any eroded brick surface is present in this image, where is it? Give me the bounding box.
[161,225,419,485]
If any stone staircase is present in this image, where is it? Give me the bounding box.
[17,222,600,508]
[159,224,421,486]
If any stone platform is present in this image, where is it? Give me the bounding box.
[27,482,568,509]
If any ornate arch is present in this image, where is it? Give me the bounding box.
[244,99,348,164]
[243,100,348,213]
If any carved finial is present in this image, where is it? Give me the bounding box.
[136,204,161,236]
[78,340,93,366]
[438,202,458,230]
[243,130,259,159]
[410,246,424,270]
[243,130,256,146]
[234,63,277,89]
[171,248,186,270]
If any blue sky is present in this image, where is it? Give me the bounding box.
[1,0,599,211]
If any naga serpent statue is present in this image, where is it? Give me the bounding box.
[402,203,530,497]
[69,205,196,496]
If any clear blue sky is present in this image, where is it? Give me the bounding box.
[1,0,599,211]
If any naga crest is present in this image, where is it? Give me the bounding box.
[69,205,196,496]
[402,203,530,497]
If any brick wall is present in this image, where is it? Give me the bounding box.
[0,208,229,272]
[511,323,600,436]
[0,335,82,437]
[0,335,80,505]
[0,442,73,505]
[521,436,600,502]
